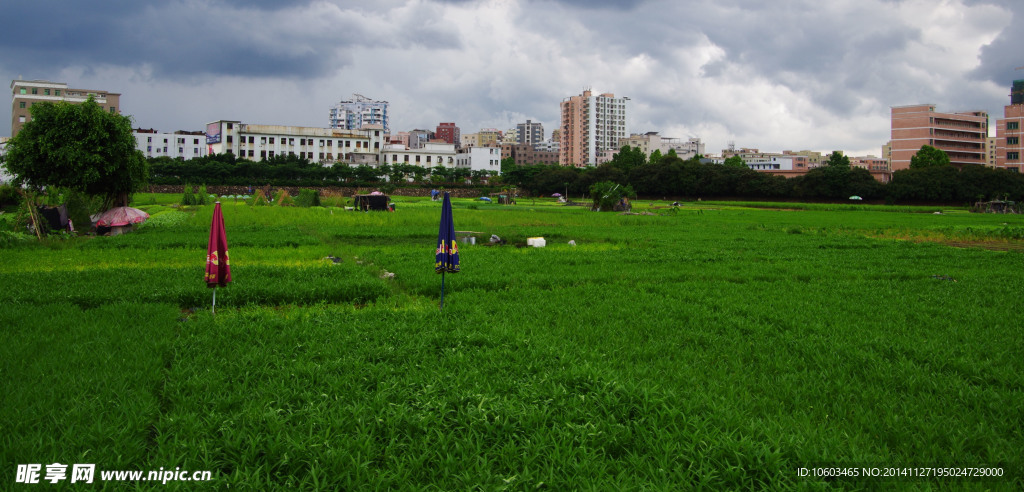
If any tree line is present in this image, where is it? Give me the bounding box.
[503,147,1024,204]
[147,153,497,188]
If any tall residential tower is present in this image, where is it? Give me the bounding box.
[559,90,628,167]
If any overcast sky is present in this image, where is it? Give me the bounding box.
[2,0,1021,157]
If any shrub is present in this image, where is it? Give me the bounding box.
[295,189,321,207]
[0,185,21,209]
[181,183,196,206]
[590,181,635,212]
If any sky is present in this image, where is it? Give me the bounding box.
[1,0,1021,157]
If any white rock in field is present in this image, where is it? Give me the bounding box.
[568,240,576,246]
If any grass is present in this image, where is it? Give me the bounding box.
[1,195,1022,489]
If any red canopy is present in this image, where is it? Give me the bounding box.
[95,207,149,227]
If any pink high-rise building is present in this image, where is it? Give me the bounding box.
[994,80,1024,173]
[890,104,988,170]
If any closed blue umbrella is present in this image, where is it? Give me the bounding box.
[435,192,460,309]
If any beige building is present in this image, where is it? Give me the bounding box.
[890,104,988,170]
[11,79,121,137]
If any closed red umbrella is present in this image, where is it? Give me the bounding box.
[96,206,149,227]
[205,202,231,314]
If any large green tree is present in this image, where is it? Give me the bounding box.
[5,97,147,207]
[910,145,951,169]
[723,155,747,168]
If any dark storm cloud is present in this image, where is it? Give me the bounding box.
[970,4,1024,89]
[0,0,459,81]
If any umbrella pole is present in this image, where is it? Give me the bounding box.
[212,286,217,316]
[440,271,445,310]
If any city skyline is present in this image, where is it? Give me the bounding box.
[1,0,1021,158]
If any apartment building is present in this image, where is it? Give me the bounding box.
[435,122,460,146]
[382,142,457,169]
[620,132,705,161]
[994,80,1023,173]
[11,79,121,137]
[329,94,389,133]
[206,120,385,166]
[456,146,502,174]
[890,104,988,170]
[501,143,558,166]
[560,90,629,167]
[516,120,544,146]
[134,129,208,160]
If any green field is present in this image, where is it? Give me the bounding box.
[2,196,1022,490]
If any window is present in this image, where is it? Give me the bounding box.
[1009,152,1020,160]
[345,141,351,147]
[416,155,421,162]
[404,155,409,162]
[147,137,152,142]
[426,156,431,163]
[269,137,275,144]
[18,101,25,109]
[54,90,60,96]
[31,88,37,94]
[261,137,267,144]
[178,147,183,153]
[248,150,254,157]
[194,139,199,145]
[195,149,200,154]
[147,146,152,152]
[248,136,254,144]
[1007,122,1019,130]
[319,152,325,160]
[269,151,275,157]
[110,107,116,113]
[19,88,26,95]
[227,123,233,129]
[1009,137,1020,145]
[327,140,332,147]
[289,138,294,146]
[261,151,267,158]
[227,135,233,143]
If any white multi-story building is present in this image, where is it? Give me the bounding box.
[382,142,458,169]
[206,120,385,166]
[560,90,629,166]
[134,129,208,160]
[456,146,502,174]
[619,132,705,160]
[329,94,389,133]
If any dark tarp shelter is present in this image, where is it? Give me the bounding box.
[353,194,391,211]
